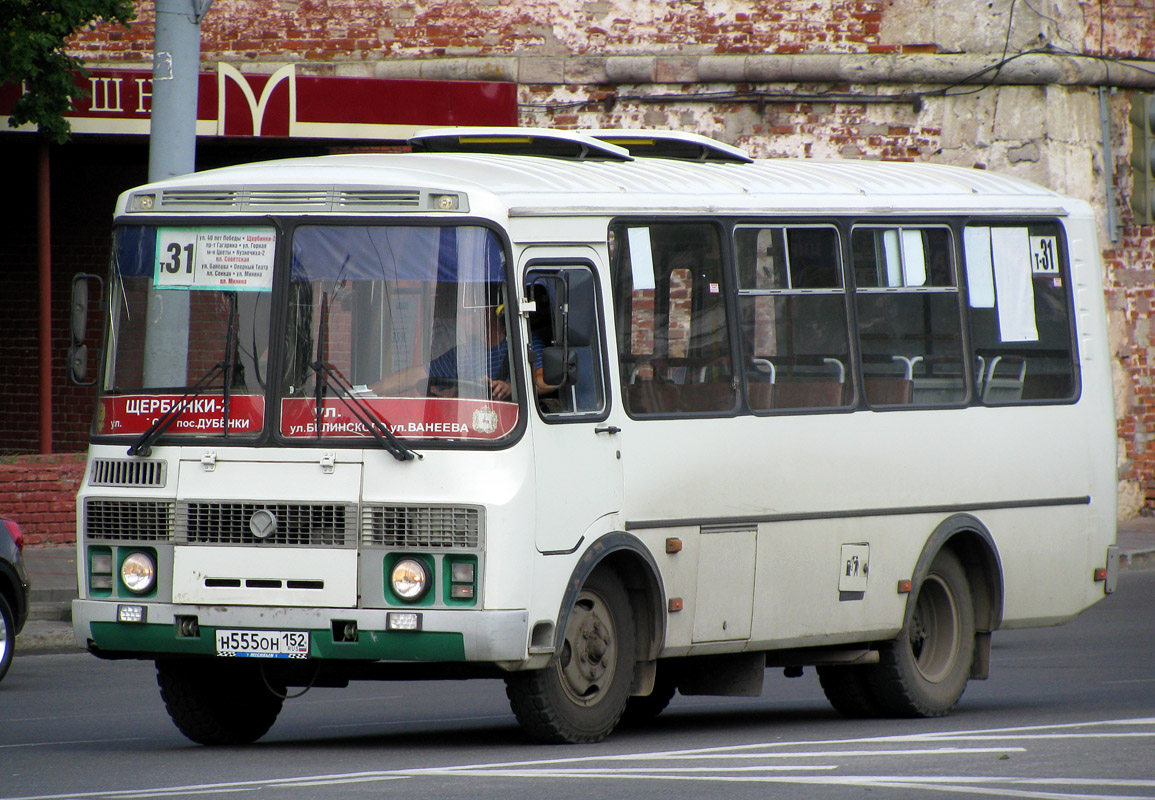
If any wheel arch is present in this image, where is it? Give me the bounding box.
[554,532,666,665]
[906,514,1004,638]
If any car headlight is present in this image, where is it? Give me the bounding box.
[390,558,430,602]
[121,551,156,595]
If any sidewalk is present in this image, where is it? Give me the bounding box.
[15,519,1155,654]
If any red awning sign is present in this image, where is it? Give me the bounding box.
[1,63,517,139]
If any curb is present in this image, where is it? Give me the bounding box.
[15,627,79,654]
[1121,550,1155,572]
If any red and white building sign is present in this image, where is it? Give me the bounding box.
[1,63,517,139]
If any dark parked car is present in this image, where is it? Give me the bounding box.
[0,516,30,683]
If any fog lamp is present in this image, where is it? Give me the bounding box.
[117,604,147,623]
[387,611,422,631]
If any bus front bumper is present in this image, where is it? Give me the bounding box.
[72,599,530,663]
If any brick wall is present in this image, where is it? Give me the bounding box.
[0,141,148,457]
[64,1,1155,63]
[0,453,86,547]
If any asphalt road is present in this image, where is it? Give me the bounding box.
[2,569,1154,800]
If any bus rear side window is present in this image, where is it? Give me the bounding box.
[852,226,966,407]
[963,224,1077,403]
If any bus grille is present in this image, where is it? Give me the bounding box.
[361,505,482,549]
[177,502,356,547]
[89,458,167,488]
[85,499,175,541]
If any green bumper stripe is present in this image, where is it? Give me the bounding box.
[88,622,467,661]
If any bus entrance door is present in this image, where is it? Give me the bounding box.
[524,259,623,554]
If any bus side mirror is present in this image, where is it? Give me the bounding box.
[68,273,103,386]
[542,346,578,388]
[564,270,595,348]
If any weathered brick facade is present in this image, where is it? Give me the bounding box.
[4,0,1155,543]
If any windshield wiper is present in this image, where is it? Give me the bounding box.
[128,294,242,457]
[306,260,417,461]
[308,359,419,462]
[126,362,226,457]
[221,293,239,439]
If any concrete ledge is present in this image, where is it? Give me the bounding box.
[372,52,1155,89]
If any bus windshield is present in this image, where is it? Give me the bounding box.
[96,223,519,445]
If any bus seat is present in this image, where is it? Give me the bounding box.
[982,356,1026,403]
[864,376,912,405]
[673,382,735,413]
[771,380,845,409]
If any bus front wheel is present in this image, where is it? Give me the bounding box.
[505,569,636,743]
[156,659,284,745]
[870,549,976,717]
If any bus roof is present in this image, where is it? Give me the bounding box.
[118,143,1075,219]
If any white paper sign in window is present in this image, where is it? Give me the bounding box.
[627,227,657,291]
[154,228,276,292]
[964,227,996,308]
[991,227,1039,343]
[901,229,927,287]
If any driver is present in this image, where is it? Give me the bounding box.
[374,304,511,400]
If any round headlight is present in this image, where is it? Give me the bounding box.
[121,552,156,594]
[390,558,430,601]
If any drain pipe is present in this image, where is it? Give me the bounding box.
[38,139,52,454]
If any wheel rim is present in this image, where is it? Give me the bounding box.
[908,573,961,683]
[0,614,8,662]
[556,589,617,707]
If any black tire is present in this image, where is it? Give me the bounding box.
[506,569,636,743]
[0,593,14,684]
[869,549,976,717]
[816,664,884,718]
[621,665,677,726]
[156,659,284,745]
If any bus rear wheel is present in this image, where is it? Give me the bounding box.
[870,549,976,717]
[156,659,284,745]
[505,569,636,743]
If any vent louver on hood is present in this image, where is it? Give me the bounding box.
[143,187,431,213]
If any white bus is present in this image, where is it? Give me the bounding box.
[71,127,1118,745]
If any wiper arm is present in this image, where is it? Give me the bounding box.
[221,293,239,439]
[314,290,330,440]
[126,363,225,457]
[309,360,419,462]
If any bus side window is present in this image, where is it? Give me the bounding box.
[963,224,1077,403]
[612,222,736,416]
[852,226,966,407]
[734,225,851,412]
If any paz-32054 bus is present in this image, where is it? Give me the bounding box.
[71,128,1118,745]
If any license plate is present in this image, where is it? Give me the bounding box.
[215,629,310,658]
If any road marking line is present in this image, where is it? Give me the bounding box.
[6,717,1154,800]
[0,737,147,750]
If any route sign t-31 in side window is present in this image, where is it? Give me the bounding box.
[154,227,276,291]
